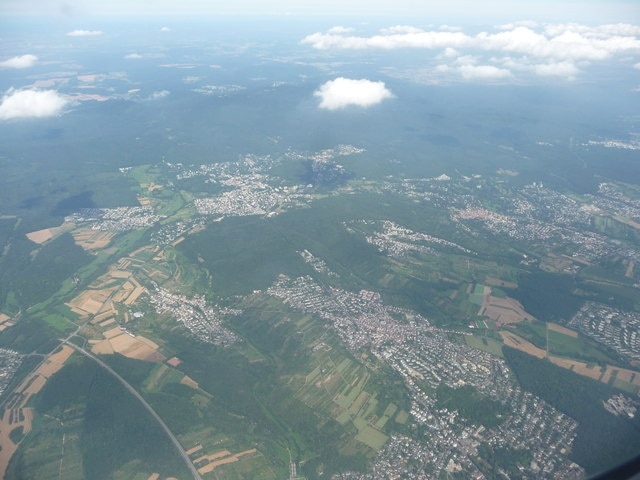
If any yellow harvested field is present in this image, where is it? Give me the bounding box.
[0,314,14,330]
[35,345,75,380]
[35,361,62,378]
[91,311,114,325]
[109,333,139,350]
[98,332,165,362]
[0,322,14,332]
[67,287,118,316]
[110,270,132,279]
[186,445,203,456]
[500,331,546,358]
[601,368,614,384]
[48,345,74,365]
[26,228,55,243]
[117,258,132,269]
[123,343,164,362]
[547,322,579,338]
[549,357,603,381]
[198,456,239,474]
[103,327,124,339]
[180,375,199,390]
[91,340,115,355]
[81,298,106,315]
[609,366,640,386]
[500,330,640,388]
[71,229,115,250]
[0,346,76,477]
[22,409,33,433]
[197,449,257,474]
[94,309,115,321]
[113,290,131,303]
[481,296,534,325]
[124,286,146,305]
[99,317,116,327]
[148,474,160,480]
[26,222,73,244]
[136,336,160,350]
[167,357,182,367]
[196,450,232,463]
[68,305,89,317]
[23,375,46,396]
[0,407,33,479]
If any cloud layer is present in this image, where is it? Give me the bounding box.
[67,29,103,37]
[0,89,68,120]
[149,90,170,100]
[0,54,38,69]
[302,22,640,81]
[314,78,393,110]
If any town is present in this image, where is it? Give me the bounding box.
[148,287,240,346]
[569,302,640,363]
[267,271,583,479]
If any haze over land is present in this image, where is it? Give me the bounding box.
[0,2,639,479]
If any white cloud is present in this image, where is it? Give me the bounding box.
[149,90,170,100]
[544,23,640,38]
[183,76,202,84]
[160,26,171,32]
[67,29,103,37]
[302,29,470,50]
[458,64,513,80]
[0,88,67,120]
[439,24,462,32]
[302,22,640,81]
[441,47,459,58]
[533,61,580,77]
[634,62,640,70]
[474,27,636,61]
[380,25,424,35]
[498,20,539,30]
[327,26,354,34]
[314,77,393,110]
[453,54,479,66]
[124,52,165,60]
[0,54,38,69]
[303,23,640,60]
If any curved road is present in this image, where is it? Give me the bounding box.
[63,341,203,480]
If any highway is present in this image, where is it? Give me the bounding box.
[63,341,203,480]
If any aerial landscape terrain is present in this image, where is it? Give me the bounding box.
[0,1,639,479]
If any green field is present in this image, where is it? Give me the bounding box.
[547,329,621,366]
[465,335,505,358]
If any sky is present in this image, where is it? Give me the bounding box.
[0,0,637,23]
[0,0,638,119]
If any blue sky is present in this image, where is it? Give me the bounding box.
[0,0,638,119]
[1,0,637,23]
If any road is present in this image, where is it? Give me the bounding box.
[63,341,203,480]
